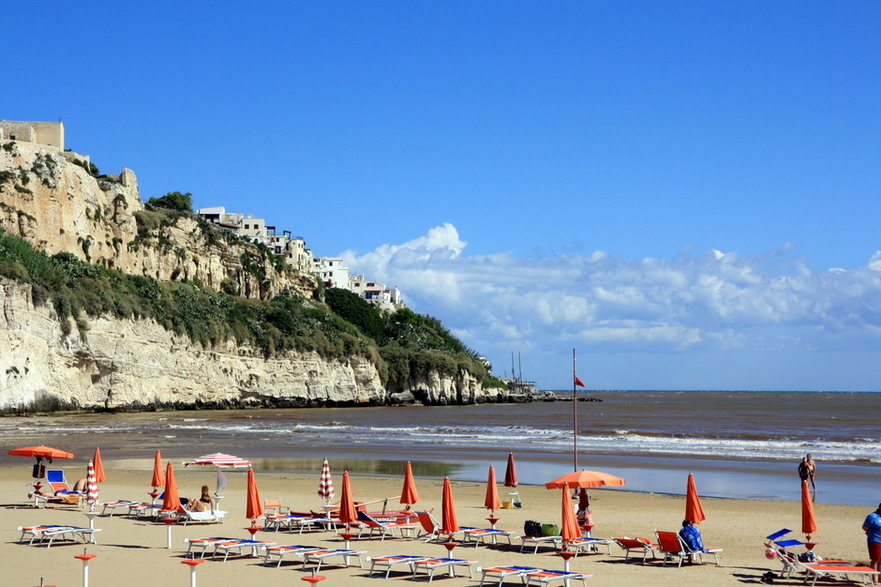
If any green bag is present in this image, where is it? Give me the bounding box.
[541,523,560,536]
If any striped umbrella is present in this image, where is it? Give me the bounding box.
[86,459,99,509]
[184,452,252,468]
[317,458,334,503]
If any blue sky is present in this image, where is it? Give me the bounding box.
[5,2,880,390]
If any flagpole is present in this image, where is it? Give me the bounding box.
[572,348,577,472]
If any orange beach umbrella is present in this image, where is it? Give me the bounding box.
[440,477,459,534]
[504,453,519,488]
[545,469,626,489]
[560,483,580,543]
[151,450,165,489]
[484,465,500,512]
[338,471,357,526]
[246,468,263,523]
[801,480,818,537]
[92,447,106,484]
[8,445,74,460]
[400,461,420,506]
[685,473,706,524]
[160,462,182,512]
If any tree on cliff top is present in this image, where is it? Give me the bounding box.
[147,191,193,212]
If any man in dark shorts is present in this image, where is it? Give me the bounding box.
[863,504,881,584]
[798,454,816,502]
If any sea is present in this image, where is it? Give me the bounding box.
[1,391,878,506]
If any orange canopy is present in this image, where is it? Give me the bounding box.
[338,471,357,525]
[160,462,181,512]
[560,483,580,542]
[484,465,500,511]
[801,480,818,536]
[92,447,106,484]
[246,468,263,522]
[8,445,74,459]
[685,473,706,524]
[545,469,626,489]
[400,461,420,506]
[440,477,459,534]
[151,450,165,488]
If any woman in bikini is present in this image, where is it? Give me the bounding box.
[189,485,215,512]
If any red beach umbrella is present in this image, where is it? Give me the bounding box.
[151,450,165,490]
[317,457,334,503]
[484,465,500,513]
[560,483,580,543]
[400,461,420,507]
[503,453,519,488]
[8,445,74,460]
[86,459,99,509]
[685,473,706,524]
[338,471,357,526]
[246,468,263,523]
[440,477,459,534]
[545,469,626,489]
[801,480,818,538]
[161,462,182,512]
[92,447,106,484]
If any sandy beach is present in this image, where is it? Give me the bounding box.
[1,461,874,587]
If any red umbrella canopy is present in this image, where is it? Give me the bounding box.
[560,483,580,543]
[685,473,706,524]
[440,477,459,534]
[246,468,263,522]
[317,457,335,502]
[184,452,252,468]
[151,450,165,489]
[503,453,519,488]
[545,469,626,489]
[400,461,420,506]
[92,447,106,484]
[338,471,358,525]
[8,445,74,459]
[801,480,818,536]
[484,465,500,511]
[161,462,182,512]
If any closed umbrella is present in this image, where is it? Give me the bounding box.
[92,447,106,484]
[503,453,518,488]
[484,465,500,513]
[560,483,580,543]
[801,480,818,539]
[441,477,459,534]
[685,473,706,524]
[400,461,419,507]
[246,469,263,525]
[545,469,626,489]
[86,459,99,510]
[151,450,165,491]
[317,458,334,504]
[338,471,357,526]
[161,462,181,512]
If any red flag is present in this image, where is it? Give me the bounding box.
[574,376,586,387]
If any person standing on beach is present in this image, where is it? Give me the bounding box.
[798,454,816,501]
[863,503,881,584]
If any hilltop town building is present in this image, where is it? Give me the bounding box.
[0,120,64,150]
[349,275,403,311]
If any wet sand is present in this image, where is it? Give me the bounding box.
[1,461,874,587]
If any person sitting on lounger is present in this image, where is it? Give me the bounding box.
[679,520,708,553]
[188,485,215,512]
[72,478,88,492]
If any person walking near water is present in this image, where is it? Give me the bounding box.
[798,454,816,502]
[862,503,881,584]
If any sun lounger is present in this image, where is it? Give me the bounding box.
[763,530,849,578]
[519,535,561,553]
[800,563,880,586]
[179,508,227,525]
[368,555,428,579]
[301,548,367,572]
[101,500,139,516]
[461,527,518,547]
[356,510,419,540]
[613,537,659,563]
[410,557,478,583]
[19,525,101,548]
[564,536,614,555]
[524,569,592,586]
[479,565,540,586]
[655,530,722,567]
[263,514,324,533]
[263,545,322,567]
[415,511,461,542]
[212,538,276,561]
[184,537,237,558]
[19,525,74,545]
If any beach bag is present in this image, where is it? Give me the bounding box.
[524,520,542,537]
[541,523,560,536]
[798,551,818,563]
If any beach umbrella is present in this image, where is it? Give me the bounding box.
[484,465,500,513]
[317,457,334,503]
[8,445,74,461]
[801,480,818,538]
[561,483,580,543]
[151,450,165,490]
[400,461,420,507]
[92,447,106,484]
[545,469,626,489]
[440,477,459,534]
[338,471,357,526]
[161,462,182,512]
[245,468,263,524]
[184,452,252,468]
[685,473,706,524]
[503,453,519,488]
[86,459,99,510]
